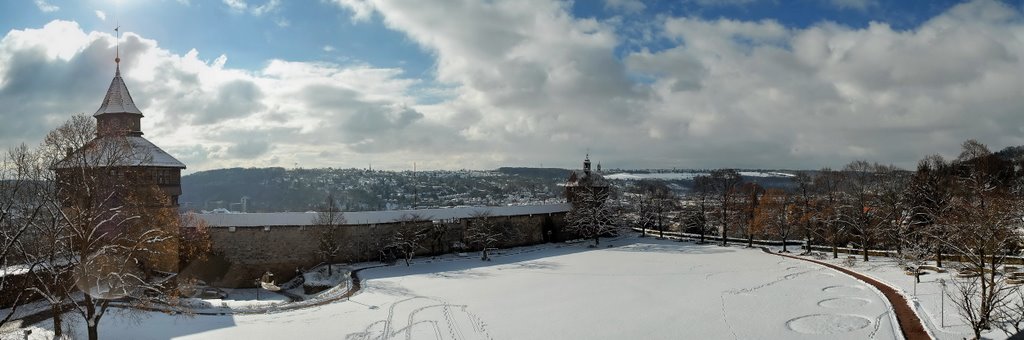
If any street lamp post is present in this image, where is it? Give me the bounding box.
[939,278,946,328]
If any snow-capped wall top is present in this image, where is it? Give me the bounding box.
[94,65,142,116]
[198,203,571,227]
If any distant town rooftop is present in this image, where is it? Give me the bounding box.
[197,203,571,227]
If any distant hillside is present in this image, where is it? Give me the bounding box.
[495,167,571,179]
[180,167,565,213]
[179,166,806,213]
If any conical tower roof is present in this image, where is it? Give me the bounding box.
[94,65,142,116]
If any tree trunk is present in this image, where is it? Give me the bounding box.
[328,263,333,276]
[832,243,838,259]
[721,224,727,246]
[936,247,943,267]
[594,235,600,246]
[88,324,99,340]
[747,234,753,248]
[862,246,869,262]
[782,238,788,253]
[699,229,705,244]
[51,305,63,337]
[85,296,99,340]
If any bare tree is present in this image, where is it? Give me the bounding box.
[565,184,618,247]
[838,160,884,262]
[813,168,846,258]
[995,288,1024,336]
[390,213,429,266]
[754,188,794,252]
[893,241,930,285]
[314,194,346,276]
[178,212,212,272]
[0,144,51,328]
[872,164,911,254]
[737,182,764,248]
[633,188,656,237]
[685,175,714,244]
[635,180,674,238]
[424,220,451,255]
[906,154,955,267]
[791,171,816,254]
[466,211,507,261]
[39,114,180,340]
[709,169,743,246]
[940,140,1022,338]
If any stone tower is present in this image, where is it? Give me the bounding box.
[565,154,609,205]
[91,60,187,205]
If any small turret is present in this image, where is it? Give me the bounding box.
[584,154,591,175]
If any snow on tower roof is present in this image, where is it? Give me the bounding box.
[94,65,142,116]
[124,136,186,168]
[53,136,186,169]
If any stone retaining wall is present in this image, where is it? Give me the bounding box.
[198,212,566,287]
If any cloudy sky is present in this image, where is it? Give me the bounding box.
[1,0,1023,172]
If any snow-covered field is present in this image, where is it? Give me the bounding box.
[10,237,900,340]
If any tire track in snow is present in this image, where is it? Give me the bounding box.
[347,296,489,340]
[869,310,889,339]
[727,269,818,294]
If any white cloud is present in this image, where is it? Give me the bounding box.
[323,45,335,52]
[223,0,280,16]
[686,0,759,7]
[605,0,645,13]
[95,10,107,21]
[223,0,247,12]
[250,0,281,16]
[825,0,878,12]
[6,0,1024,171]
[34,0,59,12]
[330,0,645,168]
[329,0,375,23]
[0,21,449,172]
[621,0,1024,168]
[325,0,1024,170]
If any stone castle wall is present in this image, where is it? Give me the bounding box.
[197,212,566,287]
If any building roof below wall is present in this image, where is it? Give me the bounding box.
[197,203,571,227]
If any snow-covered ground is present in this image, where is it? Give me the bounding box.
[815,253,1017,339]
[196,288,290,310]
[605,172,704,180]
[8,236,900,340]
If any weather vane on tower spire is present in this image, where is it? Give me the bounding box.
[114,25,120,65]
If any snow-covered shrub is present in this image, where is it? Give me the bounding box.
[302,264,347,295]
